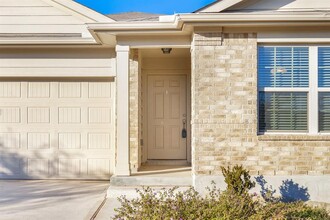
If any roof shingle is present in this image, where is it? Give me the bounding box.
[107,12,163,22]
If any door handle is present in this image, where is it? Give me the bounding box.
[182,119,187,138]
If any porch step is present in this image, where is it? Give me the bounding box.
[108,165,192,199]
[108,173,192,199]
[109,175,192,187]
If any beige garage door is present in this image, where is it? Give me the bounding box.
[0,79,114,179]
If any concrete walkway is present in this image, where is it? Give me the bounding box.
[0,180,109,220]
[94,198,120,220]
[94,165,193,220]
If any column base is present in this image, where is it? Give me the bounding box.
[115,166,131,176]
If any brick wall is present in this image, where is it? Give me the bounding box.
[191,32,330,176]
[129,49,140,172]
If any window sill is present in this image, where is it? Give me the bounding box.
[258,134,330,141]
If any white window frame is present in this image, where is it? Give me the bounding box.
[258,45,330,135]
[309,46,318,134]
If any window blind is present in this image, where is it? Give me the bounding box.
[319,93,330,131]
[319,47,330,87]
[258,47,309,88]
[259,92,308,132]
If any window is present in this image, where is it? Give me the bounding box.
[318,47,330,132]
[258,46,330,134]
[259,92,308,131]
[319,93,330,131]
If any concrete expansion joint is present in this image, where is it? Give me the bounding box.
[88,196,108,220]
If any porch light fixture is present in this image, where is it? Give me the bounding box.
[161,48,172,54]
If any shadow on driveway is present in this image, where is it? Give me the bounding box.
[0,180,109,220]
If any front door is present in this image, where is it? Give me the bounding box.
[147,75,187,160]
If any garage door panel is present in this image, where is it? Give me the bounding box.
[58,107,81,124]
[27,158,50,176]
[28,82,50,98]
[27,133,50,149]
[59,82,82,98]
[27,107,50,123]
[0,156,24,177]
[0,132,20,148]
[88,82,112,98]
[88,107,111,124]
[0,82,21,98]
[88,133,111,149]
[58,133,81,149]
[0,79,114,180]
[0,107,21,123]
[58,158,82,176]
[87,159,110,176]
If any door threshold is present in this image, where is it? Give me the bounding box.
[143,160,191,166]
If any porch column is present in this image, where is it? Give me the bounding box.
[115,45,131,176]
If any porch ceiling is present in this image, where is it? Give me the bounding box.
[140,48,191,58]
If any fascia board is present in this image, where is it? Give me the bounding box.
[179,13,330,20]
[178,13,330,23]
[88,13,330,34]
[0,39,99,45]
[88,19,183,31]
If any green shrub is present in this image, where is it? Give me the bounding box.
[221,165,255,195]
[114,186,205,220]
[252,201,330,220]
[113,166,330,220]
[114,186,329,220]
[114,184,258,220]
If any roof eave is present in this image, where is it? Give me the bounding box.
[88,13,330,35]
[0,39,100,45]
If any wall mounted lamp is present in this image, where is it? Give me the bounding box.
[161,48,172,54]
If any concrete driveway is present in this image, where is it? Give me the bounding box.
[0,180,109,220]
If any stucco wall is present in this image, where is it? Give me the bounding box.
[191,31,330,202]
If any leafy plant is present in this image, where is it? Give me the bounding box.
[113,166,330,220]
[251,201,330,220]
[221,165,255,195]
[114,183,259,220]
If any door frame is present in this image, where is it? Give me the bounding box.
[142,71,191,164]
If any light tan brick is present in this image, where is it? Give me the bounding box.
[190,32,329,177]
